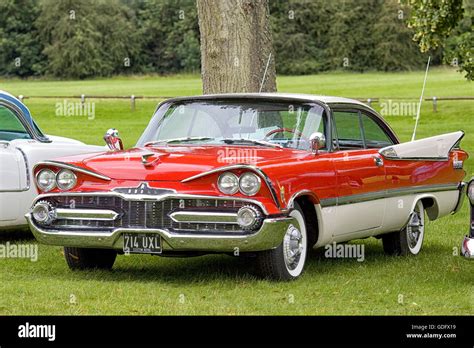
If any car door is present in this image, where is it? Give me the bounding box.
[0,103,30,221]
[331,108,393,238]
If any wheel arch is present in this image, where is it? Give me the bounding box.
[292,193,320,248]
[415,194,439,221]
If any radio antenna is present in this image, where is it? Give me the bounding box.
[259,53,272,93]
[411,56,431,141]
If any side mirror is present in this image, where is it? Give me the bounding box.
[309,132,326,154]
[104,128,123,151]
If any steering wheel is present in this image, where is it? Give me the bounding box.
[264,128,308,141]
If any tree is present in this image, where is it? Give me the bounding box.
[373,0,427,71]
[402,0,472,80]
[0,0,45,77]
[133,0,201,74]
[36,0,141,79]
[196,0,277,94]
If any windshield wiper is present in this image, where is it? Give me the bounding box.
[145,137,214,146]
[221,138,282,148]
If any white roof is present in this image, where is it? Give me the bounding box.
[169,92,374,110]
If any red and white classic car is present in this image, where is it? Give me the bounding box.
[26,94,468,280]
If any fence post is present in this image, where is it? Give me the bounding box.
[81,94,85,107]
[432,96,437,113]
[18,95,24,103]
[131,95,135,112]
[367,98,372,106]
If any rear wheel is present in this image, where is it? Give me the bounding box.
[382,200,425,256]
[257,203,308,280]
[64,247,117,270]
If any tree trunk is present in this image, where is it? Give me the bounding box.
[196,0,277,94]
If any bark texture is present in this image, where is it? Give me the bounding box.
[197,0,277,94]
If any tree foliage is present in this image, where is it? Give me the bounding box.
[271,0,429,75]
[0,0,45,77]
[403,0,472,80]
[0,0,470,79]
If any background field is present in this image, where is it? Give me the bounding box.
[0,68,473,315]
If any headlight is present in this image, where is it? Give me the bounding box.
[36,169,56,192]
[468,180,474,204]
[56,169,77,191]
[217,172,239,194]
[239,172,261,196]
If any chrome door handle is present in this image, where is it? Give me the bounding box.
[373,156,384,167]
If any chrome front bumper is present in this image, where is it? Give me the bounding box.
[25,213,294,253]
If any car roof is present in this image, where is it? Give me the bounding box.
[166,92,375,111]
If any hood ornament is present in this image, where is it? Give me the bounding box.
[141,153,155,166]
[141,152,169,167]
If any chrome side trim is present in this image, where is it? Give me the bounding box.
[32,191,270,216]
[0,147,31,193]
[319,183,460,208]
[169,211,238,224]
[452,182,467,214]
[181,163,281,209]
[26,214,294,252]
[55,208,119,221]
[35,161,111,181]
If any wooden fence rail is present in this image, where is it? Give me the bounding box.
[16,95,474,112]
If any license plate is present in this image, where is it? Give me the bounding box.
[123,233,162,254]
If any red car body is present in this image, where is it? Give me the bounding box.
[26,94,468,279]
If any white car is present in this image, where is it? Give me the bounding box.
[0,91,105,230]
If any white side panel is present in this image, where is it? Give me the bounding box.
[314,190,459,247]
[0,141,106,229]
[315,202,385,246]
[314,205,336,248]
[333,199,385,235]
[379,131,463,160]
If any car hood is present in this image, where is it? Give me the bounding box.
[60,146,309,181]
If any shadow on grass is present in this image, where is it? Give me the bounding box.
[0,228,34,242]
[49,239,452,284]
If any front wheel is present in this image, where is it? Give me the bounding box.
[382,200,425,256]
[64,247,117,270]
[256,203,308,280]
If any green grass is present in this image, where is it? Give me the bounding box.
[0,68,473,315]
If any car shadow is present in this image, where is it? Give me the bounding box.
[58,240,452,284]
[0,228,34,242]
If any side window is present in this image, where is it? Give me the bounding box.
[361,113,393,148]
[333,111,364,149]
[0,105,31,141]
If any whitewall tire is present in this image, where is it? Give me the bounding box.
[382,200,425,256]
[257,203,308,280]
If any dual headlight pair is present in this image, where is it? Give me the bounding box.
[36,169,77,192]
[217,171,261,196]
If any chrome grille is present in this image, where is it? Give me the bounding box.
[43,195,261,234]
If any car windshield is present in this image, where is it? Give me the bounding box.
[137,99,326,151]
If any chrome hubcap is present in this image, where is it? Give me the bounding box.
[283,224,303,270]
[407,210,423,249]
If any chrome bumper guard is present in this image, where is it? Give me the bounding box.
[462,178,473,259]
[25,212,294,253]
[461,235,474,259]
